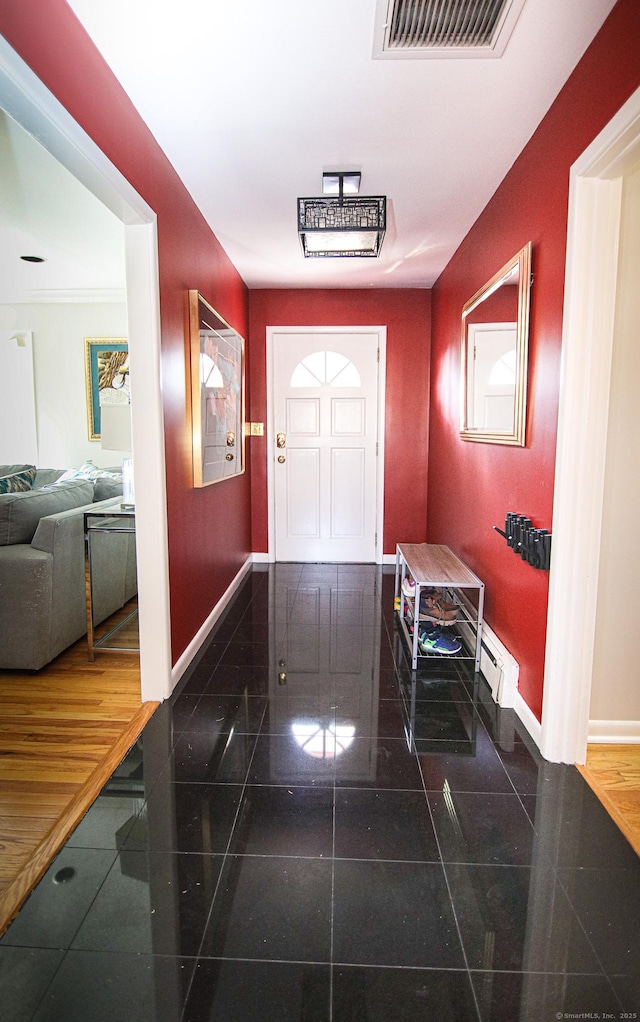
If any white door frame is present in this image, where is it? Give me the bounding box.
[266,326,387,563]
[541,85,640,764]
[0,36,173,702]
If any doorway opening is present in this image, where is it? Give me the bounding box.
[541,85,640,763]
[0,35,171,702]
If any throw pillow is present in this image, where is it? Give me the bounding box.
[93,476,123,502]
[0,468,37,493]
[59,461,121,482]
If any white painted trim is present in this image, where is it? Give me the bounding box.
[252,552,271,563]
[0,37,172,703]
[266,326,387,563]
[515,692,542,749]
[0,36,156,225]
[171,555,253,684]
[265,332,277,563]
[125,224,172,702]
[382,553,396,565]
[26,289,128,304]
[375,329,387,564]
[588,720,640,744]
[541,85,640,765]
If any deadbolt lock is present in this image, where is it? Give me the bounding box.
[276,432,286,448]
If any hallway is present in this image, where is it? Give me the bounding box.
[1,564,638,1021]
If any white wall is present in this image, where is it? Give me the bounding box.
[590,161,640,728]
[0,329,37,463]
[0,301,127,469]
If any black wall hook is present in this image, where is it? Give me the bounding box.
[493,513,551,570]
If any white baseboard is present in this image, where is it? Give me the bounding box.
[588,719,640,743]
[170,554,253,689]
[514,692,542,749]
[251,551,392,565]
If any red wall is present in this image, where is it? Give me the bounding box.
[0,0,252,664]
[428,0,640,721]
[248,290,431,554]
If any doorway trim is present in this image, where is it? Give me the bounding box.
[266,326,387,563]
[541,85,640,764]
[0,36,172,702]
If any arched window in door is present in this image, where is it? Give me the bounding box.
[489,347,516,386]
[290,350,361,388]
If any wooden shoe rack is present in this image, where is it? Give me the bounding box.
[394,543,485,671]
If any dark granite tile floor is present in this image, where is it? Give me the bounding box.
[1,564,638,1021]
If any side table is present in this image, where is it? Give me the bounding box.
[84,504,138,660]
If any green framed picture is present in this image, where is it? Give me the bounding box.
[84,337,129,440]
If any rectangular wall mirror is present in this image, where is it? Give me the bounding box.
[460,242,532,446]
[188,290,245,487]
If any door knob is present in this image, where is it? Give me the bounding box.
[225,453,234,461]
[277,455,285,464]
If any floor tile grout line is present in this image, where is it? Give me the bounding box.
[550,866,627,1005]
[329,744,336,1022]
[12,848,123,1022]
[178,694,267,1021]
[415,715,483,1022]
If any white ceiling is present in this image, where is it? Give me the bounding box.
[0,109,126,304]
[1,0,618,299]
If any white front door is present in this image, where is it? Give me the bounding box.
[270,330,382,562]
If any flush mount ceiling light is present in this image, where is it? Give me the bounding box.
[298,172,386,258]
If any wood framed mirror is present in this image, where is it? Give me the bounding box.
[188,290,245,487]
[460,242,532,446]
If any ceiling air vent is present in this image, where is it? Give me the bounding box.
[373,0,526,59]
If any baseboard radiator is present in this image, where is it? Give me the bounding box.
[456,593,519,708]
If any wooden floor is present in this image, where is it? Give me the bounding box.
[0,624,158,936]
[579,744,640,856]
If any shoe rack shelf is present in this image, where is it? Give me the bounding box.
[394,543,485,671]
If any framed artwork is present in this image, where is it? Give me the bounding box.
[84,338,129,440]
[188,290,245,487]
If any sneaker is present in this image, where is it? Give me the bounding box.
[418,626,462,656]
[418,591,458,623]
[401,576,416,598]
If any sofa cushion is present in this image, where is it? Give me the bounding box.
[0,478,94,546]
[34,469,65,487]
[0,468,37,493]
[93,475,123,501]
[0,464,36,477]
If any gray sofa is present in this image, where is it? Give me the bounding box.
[0,465,137,671]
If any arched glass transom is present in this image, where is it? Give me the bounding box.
[489,348,516,385]
[290,350,361,388]
[291,721,356,759]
